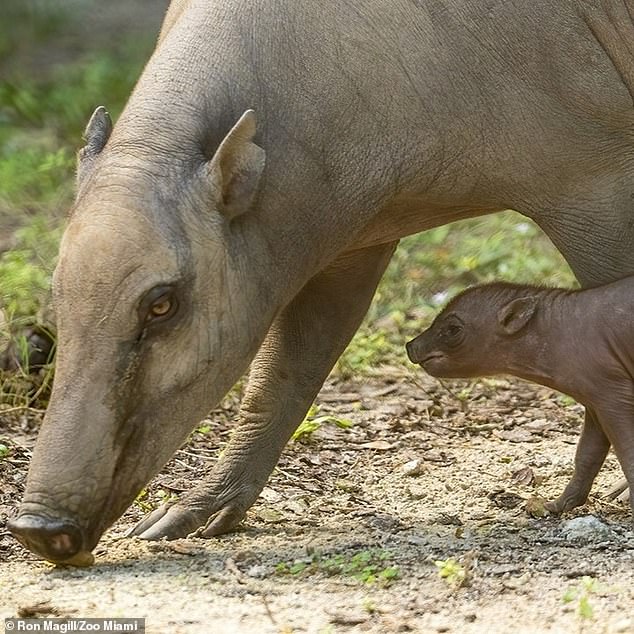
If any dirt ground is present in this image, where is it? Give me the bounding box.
[1,368,634,634]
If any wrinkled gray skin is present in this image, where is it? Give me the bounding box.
[407,281,634,517]
[8,0,634,564]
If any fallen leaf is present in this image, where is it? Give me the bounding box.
[488,489,524,509]
[525,495,550,518]
[282,499,310,514]
[488,563,523,576]
[335,478,360,492]
[359,440,394,451]
[327,610,369,626]
[256,508,285,523]
[434,513,463,526]
[146,540,201,556]
[259,487,282,503]
[18,602,60,618]
[422,450,455,464]
[511,466,535,486]
[494,429,536,443]
[524,418,558,434]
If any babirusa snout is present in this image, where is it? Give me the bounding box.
[8,514,94,566]
[406,335,423,363]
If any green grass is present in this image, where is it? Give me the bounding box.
[435,557,467,588]
[291,404,353,442]
[562,576,601,622]
[0,218,62,320]
[276,549,399,586]
[1,51,146,143]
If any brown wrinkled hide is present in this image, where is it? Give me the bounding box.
[407,280,634,516]
[10,0,634,562]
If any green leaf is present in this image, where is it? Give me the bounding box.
[291,420,320,441]
[578,596,594,620]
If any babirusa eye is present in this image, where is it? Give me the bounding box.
[149,295,173,318]
[440,317,464,347]
[140,285,179,325]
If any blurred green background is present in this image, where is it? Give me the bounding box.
[0,0,168,323]
[0,0,574,384]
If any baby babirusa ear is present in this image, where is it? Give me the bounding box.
[497,296,538,335]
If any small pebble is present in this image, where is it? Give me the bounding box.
[402,459,425,477]
[245,564,268,579]
[503,572,531,589]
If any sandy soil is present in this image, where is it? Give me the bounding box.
[1,369,634,633]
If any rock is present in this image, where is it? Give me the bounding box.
[245,564,268,578]
[502,572,531,589]
[560,515,615,543]
[402,459,425,477]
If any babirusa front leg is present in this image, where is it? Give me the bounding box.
[130,241,398,539]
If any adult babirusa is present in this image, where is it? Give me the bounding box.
[9,0,634,564]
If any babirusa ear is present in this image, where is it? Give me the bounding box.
[77,106,112,184]
[497,296,538,335]
[208,109,265,220]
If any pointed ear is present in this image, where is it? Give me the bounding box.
[77,106,112,185]
[208,109,265,220]
[497,296,539,335]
